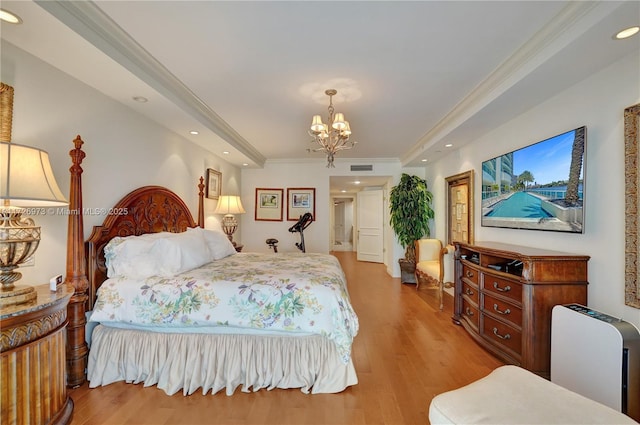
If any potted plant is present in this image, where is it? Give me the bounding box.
[389,173,435,283]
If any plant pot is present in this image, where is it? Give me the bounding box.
[399,258,417,284]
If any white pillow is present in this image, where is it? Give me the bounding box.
[104,235,158,278]
[151,229,211,276]
[187,227,236,260]
[104,229,212,279]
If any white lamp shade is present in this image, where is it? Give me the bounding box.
[310,115,324,132]
[332,113,346,130]
[213,195,246,215]
[342,121,352,136]
[0,142,67,207]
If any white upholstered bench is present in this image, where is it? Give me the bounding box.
[429,365,638,424]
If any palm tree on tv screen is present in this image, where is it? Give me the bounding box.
[518,170,535,190]
[565,127,585,205]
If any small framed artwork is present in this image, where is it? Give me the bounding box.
[287,188,315,221]
[206,168,222,200]
[255,188,284,221]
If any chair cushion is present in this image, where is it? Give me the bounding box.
[416,260,439,279]
[429,365,637,424]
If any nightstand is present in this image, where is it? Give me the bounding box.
[1,283,75,424]
[234,244,244,253]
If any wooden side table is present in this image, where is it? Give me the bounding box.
[1,284,75,425]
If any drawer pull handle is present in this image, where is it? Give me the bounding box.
[492,327,511,340]
[465,288,474,296]
[493,282,511,292]
[465,307,474,316]
[466,271,474,278]
[493,304,511,315]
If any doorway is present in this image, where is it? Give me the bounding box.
[329,176,391,263]
[333,198,354,251]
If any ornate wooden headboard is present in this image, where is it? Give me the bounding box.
[85,183,204,310]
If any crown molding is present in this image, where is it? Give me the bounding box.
[35,0,266,167]
[401,1,616,166]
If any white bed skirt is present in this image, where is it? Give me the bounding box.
[87,325,358,396]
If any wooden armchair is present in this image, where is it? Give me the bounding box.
[415,239,454,310]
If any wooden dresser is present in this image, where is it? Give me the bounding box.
[1,284,75,425]
[452,242,589,377]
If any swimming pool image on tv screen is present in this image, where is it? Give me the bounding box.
[487,192,552,219]
[481,126,585,233]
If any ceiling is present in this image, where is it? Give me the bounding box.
[1,1,639,181]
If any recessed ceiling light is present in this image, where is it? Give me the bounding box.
[189,130,199,135]
[222,151,230,155]
[615,26,640,39]
[445,143,453,148]
[242,163,249,167]
[421,159,428,162]
[0,9,22,24]
[341,190,346,193]
[132,96,148,103]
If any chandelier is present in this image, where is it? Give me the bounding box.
[307,89,356,168]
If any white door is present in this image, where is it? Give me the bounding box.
[356,189,384,263]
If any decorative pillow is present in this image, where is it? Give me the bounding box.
[187,227,236,260]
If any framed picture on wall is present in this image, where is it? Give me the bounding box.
[255,188,284,221]
[206,168,222,200]
[624,103,640,309]
[445,170,474,245]
[287,188,315,221]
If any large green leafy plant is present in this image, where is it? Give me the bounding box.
[389,173,434,263]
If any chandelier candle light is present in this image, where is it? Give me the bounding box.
[308,89,356,168]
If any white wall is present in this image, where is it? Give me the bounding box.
[2,42,240,284]
[241,159,424,276]
[425,51,640,328]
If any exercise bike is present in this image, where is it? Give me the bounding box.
[288,212,313,253]
[265,212,313,253]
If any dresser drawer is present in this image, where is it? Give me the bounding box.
[462,264,479,285]
[462,281,479,304]
[461,298,479,330]
[482,314,522,356]
[483,273,522,303]
[483,293,523,327]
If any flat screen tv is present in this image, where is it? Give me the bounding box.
[481,126,586,233]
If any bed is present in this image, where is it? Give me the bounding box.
[67,169,358,395]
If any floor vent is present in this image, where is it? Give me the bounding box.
[350,165,373,172]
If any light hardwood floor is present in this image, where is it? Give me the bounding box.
[68,251,503,425]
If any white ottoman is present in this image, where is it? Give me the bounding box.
[429,365,638,424]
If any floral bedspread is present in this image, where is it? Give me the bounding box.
[90,252,359,363]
